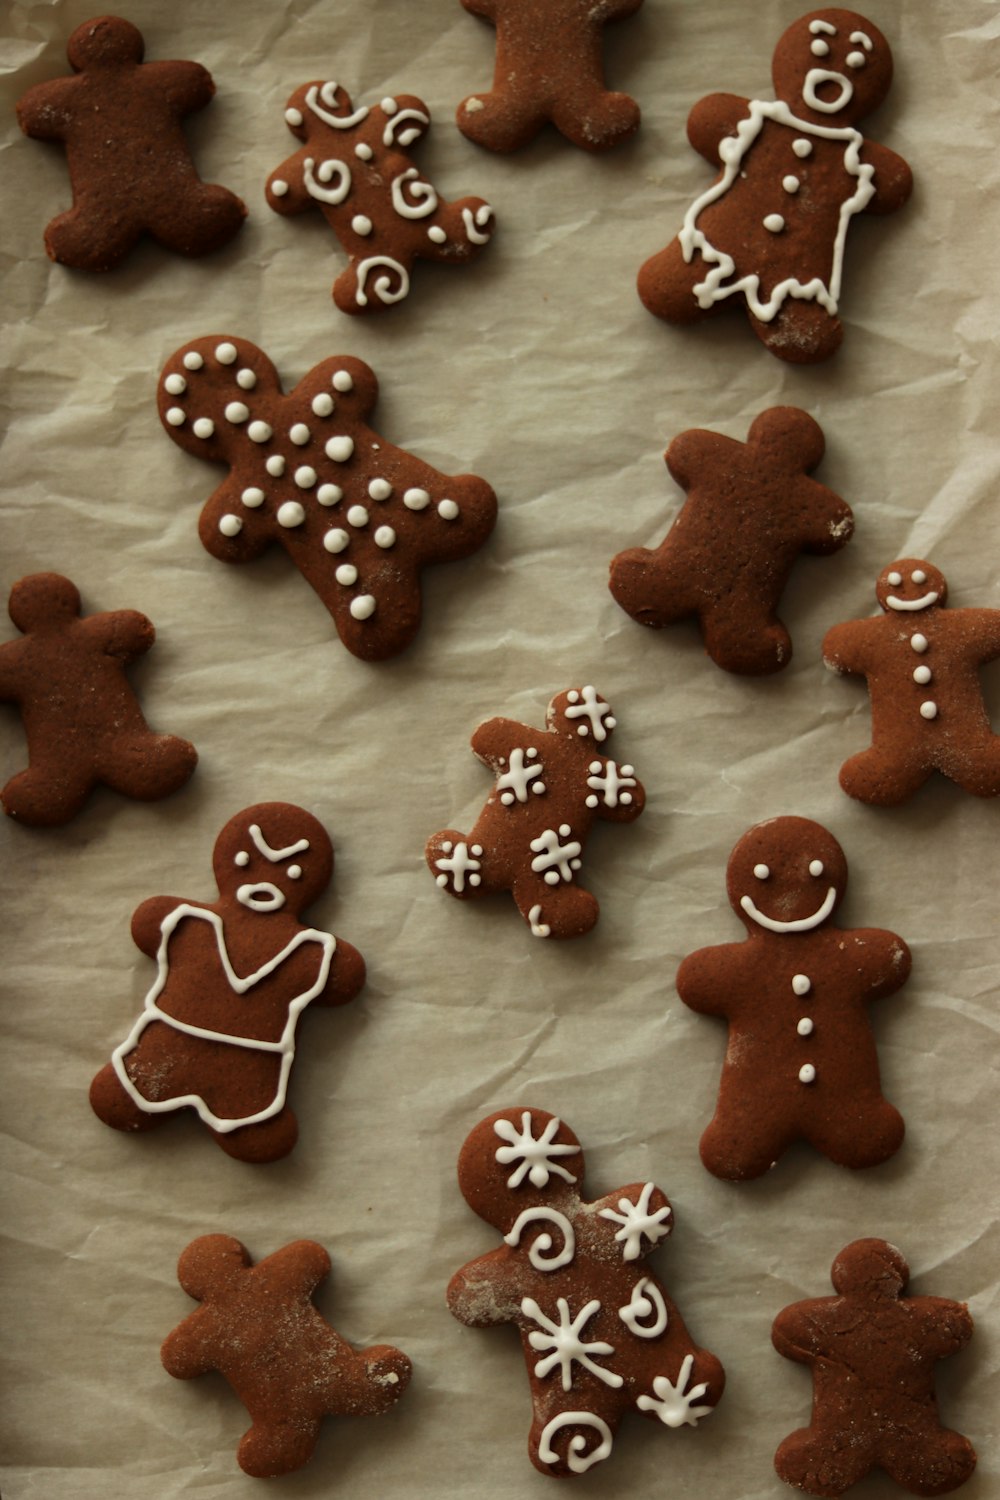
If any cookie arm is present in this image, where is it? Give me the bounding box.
[687,94,751,166]
[917,1296,974,1358]
[590,1181,672,1263]
[0,638,27,699]
[447,1247,528,1327]
[954,606,1000,661]
[771,1297,829,1361]
[863,142,913,215]
[15,76,77,139]
[315,936,366,1007]
[161,1308,217,1379]
[131,896,187,957]
[460,0,497,18]
[149,59,216,116]
[822,617,879,676]
[260,1239,332,1299]
[851,930,911,999]
[676,943,741,1016]
[470,716,537,767]
[585,754,645,824]
[83,609,156,662]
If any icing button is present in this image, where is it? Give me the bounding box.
[798,1063,817,1084]
[913,665,932,685]
[797,1017,814,1037]
[910,633,928,653]
[791,974,811,996]
[920,701,939,720]
[763,213,785,233]
[347,505,369,527]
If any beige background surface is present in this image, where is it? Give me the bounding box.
[1,0,998,1495]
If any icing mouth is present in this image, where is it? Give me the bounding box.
[886,591,939,612]
[237,881,286,911]
[803,69,853,113]
[740,885,837,932]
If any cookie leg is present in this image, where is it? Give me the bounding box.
[637,239,714,325]
[749,303,844,365]
[1,762,92,826]
[209,1107,299,1164]
[99,732,198,803]
[456,90,546,153]
[332,253,412,316]
[511,874,599,940]
[701,607,793,676]
[44,205,140,272]
[551,88,639,152]
[426,830,485,902]
[699,1107,789,1181]
[608,546,696,630]
[946,733,1000,798]
[89,1062,163,1134]
[882,1428,977,1494]
[814,1097,904,1170]
[237,1416,320,1478]
[776,1424,873,1497]
[838,747,931,806]
[148,183,246,258]
[528,1407,617,1477]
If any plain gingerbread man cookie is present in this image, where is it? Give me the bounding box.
[157,335,497,660]
[162,1235,411,1477]
[677,816,909,1180]
[456,0,644,152]
[16,15,246,271]
[266,81,494,313]
[637,9,912,363]
[773,1238,976,1497]
[447,1108,724,1477]
[0,572,196,826]
[609,408,853,674]
[426,686,645,939]
[89,802,365,1163]
[823,558,1000,804]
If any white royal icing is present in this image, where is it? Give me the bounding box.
[564,686,615,741]
[496,747,545,805]
[619,1277,668,1338]
[305,81,369,131]
[636,1355,714,1427]
[493,1112,579,1188]
[355,255,410,307]
[462,204,494,244]
[537,1413,613,1474]
[585,760,636,809]
[886,590,939,612]
[522,1296,622,1392]
[434,840,482,892]
[303,156,352,206]
[740,885,837,933]
[504,1208,576,1271]
[390,167,438,220]
[598,1183,672,1261]
[383,106,429,148]
[530,826,583,886]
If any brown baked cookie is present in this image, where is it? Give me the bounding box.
[89,802,365,1162]
[162,1235,411,1477]
[447,1107,724,1477]
[823,559,1000,804]
[609,408,852,674]
[0,572,196,826]
[158,336,497,661]
[15,15,246,271]
[267,81,494,313]
[773,1238,976,1497]
[426,686,645,939]
[637,10,912,363]
[456,0,643,152]
[677,816,909,1180]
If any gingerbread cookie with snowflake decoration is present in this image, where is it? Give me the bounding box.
[157,336,496,660]
[447,1107,724,1477]
[426,686,645,939]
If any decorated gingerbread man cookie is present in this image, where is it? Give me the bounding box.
[773,1238,977,1497]
[456,0,644,152]
[16,16,246,271]
[266,81,494,313]
[162,1235,411,1477]
[447,1108,724,1477]
[157,336,497,660]
[678,816,909,1180]
[89,803,365,1163]
[823,559,1000,804]
[609,408,853,674]
[426,686,645,939]
[0,573,196,826]
[637,9,912,363]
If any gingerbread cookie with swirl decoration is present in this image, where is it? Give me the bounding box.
[266,82,494,314]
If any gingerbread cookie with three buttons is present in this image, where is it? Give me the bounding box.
[157,336,497,660]
[823,559,1000,804]
[637,9,912,363]
[677,816,910,1181]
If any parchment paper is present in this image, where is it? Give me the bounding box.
[1,2,998,1496]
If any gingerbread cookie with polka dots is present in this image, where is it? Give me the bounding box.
[157,336,497,660]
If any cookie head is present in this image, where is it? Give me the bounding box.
[456,1108,584,1232]
[772,10,893,127]
[212,802,334,913]
[547,686,617,746]
[176,1234,252,1299]
[830,1237,908,1299]
[726,816,847,934]
[875,559,947,615]
[67,16,145,70]
[7,572,81,632]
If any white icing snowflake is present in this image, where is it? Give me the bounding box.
[434,840,482,893]
[585,760,636,809]
[636,1354,714,1427]
[493,1111,579,1188]
[598,1182,672,1262]
[496,746,546,805]
[564,685,616,741]
[522,1296,623,1392]
[530,825,582,885]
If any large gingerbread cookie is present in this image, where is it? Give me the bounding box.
[157,336,497,660]
[609,408,852,674]
[447,1108,724,1477]
[677,816,909,1180]
[426,686,645,939]
[773,1238,976,1497]
[89,803,365,1162]
[267,81,494,313]
[16,15,246,271]
[823,559,1000,804]
[637,10,912,363]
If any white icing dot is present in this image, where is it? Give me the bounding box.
[381,96,398,113]
[236,368,257,390]
[368,478,392,501]
[920,701,939,720]
[809,860,824,877]
[887,571,903,586]
[912,569,927,584]
[793,138,813,158]
[164,373,186,395]
[182,352,204,372]
[277,501,306,528]
[323,528,349,553]
[913,665,932,685]
[352,214,373,236]
[350,594,376,620]
[403,487,430,510]
[317,484,342,506]
[218,514,243,537]
[336,563,358,585]
[347,505,369,527]
[248,420,273,443]
[241,487,265,508]
[271,179,289,197]
[165,407,186,426]
[797,1018,814,1037]
[799,1064,817,1084]
[224,401,249,423]
[753,863,770,880]
[234,851,250,867]
[285,107,303,126]
[438,499,459,520]
[215,342,238,364]
[810,38,829,56]
[355,142,373,161]
[289,423,310,445]
[911,633,929,653]
[287,864,302,880]
[266,454,286,477]
[782,175,800,193]
[294,466,317,488]
[792,974,812,996]
[193,417,215,439]
[312,393,334,417]
[763,213,785,233]
[332,370,354,392]
[846,50,866,68]
[326,435,355,462]
[374,525,396,548]
[427,225,447,244]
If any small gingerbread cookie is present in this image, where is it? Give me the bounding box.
[426,686,645,939]
[16,15,246,271]
[609,408,852,674]
[162,1235,411,1477]
[447,1108,724,1477]
[637,10,912,363]
[678,816,909,1180]
[267,81,494,313]
[158,336,496,660]
[823,559,1000,804]
[456,0,643,152]
[773,1238,976,1497]
[89,803,365,1162]
[0,572,196,826]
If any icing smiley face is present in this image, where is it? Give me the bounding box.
[875,558,948,615]
[212,802,333,915]
[726,816,847,934]
[771,9,894,127]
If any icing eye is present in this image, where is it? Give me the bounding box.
[911,569,927,584]
[809,860,824,877]
[810,38,830,56]
[287,864,303,880]
[753,863,770,880]
[887,571,903,586]
[235,851,250,867]
[846,50,867,68]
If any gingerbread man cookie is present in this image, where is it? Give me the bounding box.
[162,1235,411,1477]
[456,0,643,152]
[266,81,494,313]
[0,573,196,826]
[158,336,497,660]
[637,10,912,363]
[16,16,246,271]
[773,1238,976,1497]
[426,686,645,939]
[609,408,853,674]
[823,559,1000,804]
[678,816,909,1181]
[447,1108,724,1477]
[89,803,365,1162]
